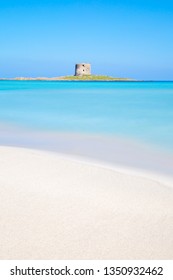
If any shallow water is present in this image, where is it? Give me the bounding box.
[0,81,173,152]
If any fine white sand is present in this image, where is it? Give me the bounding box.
[0,146,173,259]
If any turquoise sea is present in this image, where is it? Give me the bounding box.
[0,81,173,153]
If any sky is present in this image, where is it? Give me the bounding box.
[0,0,173,80]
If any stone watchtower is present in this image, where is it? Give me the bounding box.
[75,63,91,76]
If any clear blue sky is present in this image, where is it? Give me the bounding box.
[0,0,173,79]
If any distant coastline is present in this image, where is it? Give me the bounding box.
[0,75,134,81]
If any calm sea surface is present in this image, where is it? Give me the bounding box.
[0,81,173,152]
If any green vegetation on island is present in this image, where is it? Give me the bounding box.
[56,75,132,81]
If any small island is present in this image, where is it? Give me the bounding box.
[0,63,134,81]
[12,75,132,81]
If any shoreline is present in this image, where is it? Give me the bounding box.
[1,124,173,178]
[0,78,134,82]
[0,145,173,259]
[1,79,173,83]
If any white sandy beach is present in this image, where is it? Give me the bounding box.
[0,146,173,259]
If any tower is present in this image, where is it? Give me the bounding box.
[75,63,91,76]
